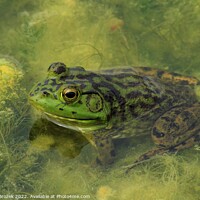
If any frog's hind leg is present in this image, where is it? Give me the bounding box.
[125,133,200,172]
[125,104,200,172]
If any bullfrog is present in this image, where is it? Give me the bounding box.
[29,62,200,170]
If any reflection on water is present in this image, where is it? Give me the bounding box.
[0,0,200,199]
[30,118,88,158]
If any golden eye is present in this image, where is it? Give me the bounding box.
[62,87,79,103]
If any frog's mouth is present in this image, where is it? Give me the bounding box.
[29,99,108,132]
[43,112,107,132]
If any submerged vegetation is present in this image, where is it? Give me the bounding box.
[0,58,36,193]
[0,0,200,199]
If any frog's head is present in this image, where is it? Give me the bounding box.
[29,62,111,131]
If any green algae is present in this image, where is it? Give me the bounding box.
[0,0,200,199]
[0,58,38,194]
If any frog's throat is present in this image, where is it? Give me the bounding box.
[44,112,107,132]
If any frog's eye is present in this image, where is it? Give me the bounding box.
[62,87,80,103]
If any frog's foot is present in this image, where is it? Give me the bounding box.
[123,147,168,173]
[95,153,115,166]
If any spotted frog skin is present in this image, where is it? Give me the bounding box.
[29,62,200,169]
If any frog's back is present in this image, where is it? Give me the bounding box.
[99,66,199,123]
[100,66,199,86]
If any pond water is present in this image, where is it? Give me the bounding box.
[0,1,200,200]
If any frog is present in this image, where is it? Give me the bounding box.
[29,62,200,170]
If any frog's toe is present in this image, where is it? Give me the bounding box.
[123,160,148,173]
[123,147,169,173]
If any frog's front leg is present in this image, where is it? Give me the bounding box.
[93,130,115,166]
[125,104,200,171]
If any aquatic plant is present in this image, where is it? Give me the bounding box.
[0,0,200,199]
[0,58,40,194]
[94,0,200,73]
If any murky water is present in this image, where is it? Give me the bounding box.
[0,1,200,199]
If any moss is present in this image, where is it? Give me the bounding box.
[28,146,200,199]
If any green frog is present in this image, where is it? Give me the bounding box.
[29,62,200,170]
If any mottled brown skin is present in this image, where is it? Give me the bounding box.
[122,68,200,171]
[125,103,200,171]
[29,63,200,170]
[92,67,200,169]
